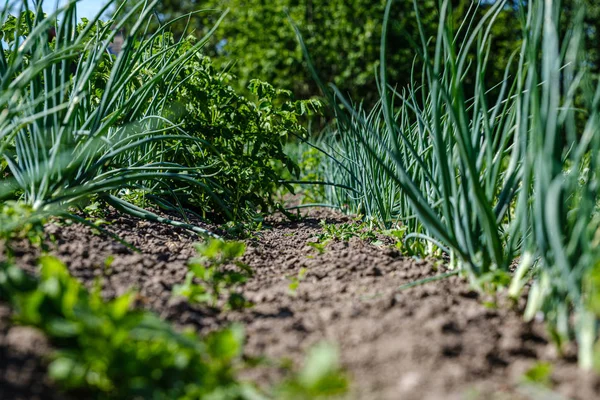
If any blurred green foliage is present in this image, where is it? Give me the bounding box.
[559,0,600,71]
[0,255,349,400]
[521,362,554,387]
[198,0,440,105]
[0,201,45,242]
[119,0,437,105]
[116,1,547,108]
[0,256,254,399]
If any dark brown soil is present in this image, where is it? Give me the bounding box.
[2,208,600,400]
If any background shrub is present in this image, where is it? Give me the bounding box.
[118,0,522,106]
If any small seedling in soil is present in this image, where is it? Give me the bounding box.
[221,219,265,240]
[307,240,330,255]
[317,219,377,242]
[521,362,554,387]
[81,200,112,229]
[483,301,499,310]
[102,255,116,275]
[288,268,308,295]
[381,227,432,258]
[476,269,513,294]
[173,239,254,310]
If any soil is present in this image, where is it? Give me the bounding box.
[2,208,600,400]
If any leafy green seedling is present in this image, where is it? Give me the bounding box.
[103,255,115,274]
[317,219,377,242]
[173,239,254,310]
[307,240,329,255]
[477,269,513,293]
[522,362,554,387]
[82,200,112,229]
[382,228,407,250]
[483,301,499,310]
[382,227,429,257]
[288,268,307,295]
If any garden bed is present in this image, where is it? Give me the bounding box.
[2,208,599,400]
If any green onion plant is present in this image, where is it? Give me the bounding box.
[297,0,522,275]
[510,0,600,369]
[295,0,600,367]
[0,0,227,236]
[320,102,401,227]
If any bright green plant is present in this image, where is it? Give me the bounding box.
[381,227,431,258]
[306,240,329,256]
[287,268,307,296]
[173,239,253,310]
[521,362,554,387]
[0,256,257,399]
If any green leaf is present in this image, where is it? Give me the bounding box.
[522,362,554,387]
[299,343,340,388]
[206,325,245,361]
[46,318,80,337]
[49,357,78,382]
[110,292,134,320]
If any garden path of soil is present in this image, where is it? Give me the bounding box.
[2,208,600,400]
